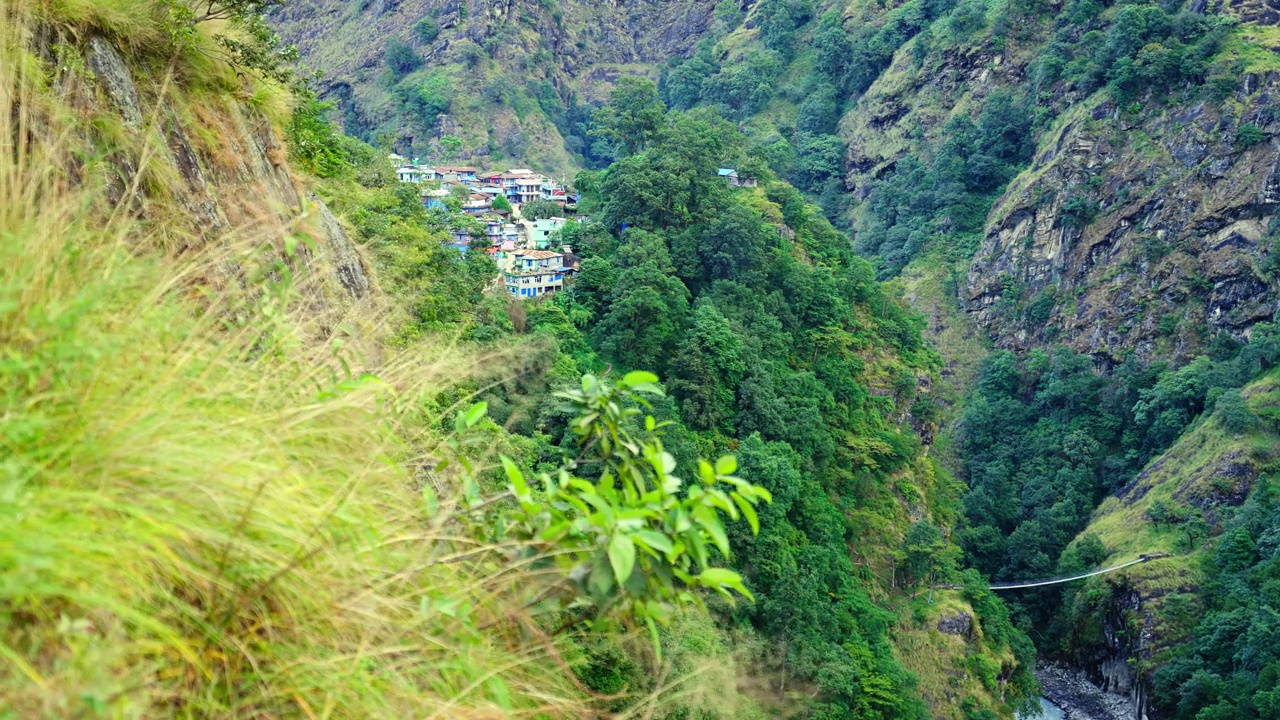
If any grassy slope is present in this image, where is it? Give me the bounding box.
[891,253,1004,719]
[894,591,1018,715]
[1060,371,1280,665]
[0,3,587,716]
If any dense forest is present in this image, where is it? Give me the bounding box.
[295,72,1041,716]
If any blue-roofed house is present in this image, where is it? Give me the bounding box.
[717,168,757,188]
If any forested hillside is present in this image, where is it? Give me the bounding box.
[302,73,1044,717]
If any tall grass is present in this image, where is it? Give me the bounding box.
[0,3,581,717]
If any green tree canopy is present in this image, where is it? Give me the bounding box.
[592,77,668,158]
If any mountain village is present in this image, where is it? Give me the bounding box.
[391,156,582,300]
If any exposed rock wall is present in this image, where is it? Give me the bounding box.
[269,0,716,171]
[1036,664,1139,720]
[57,33,371,326]
[965,77,1280,366]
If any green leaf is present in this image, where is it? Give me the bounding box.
[697,567,751,599]
[697,567,741,587]
[464,401,488,428]
[608,533,636,585]
[694,505,730,556]
[487,676,512,711]
[588,554,614,599]
[432,596,463,617]
[686,531,708,570]
[463,476,480,506]
[733,493,760,534]
[645,616,662,663]
[622,370,660,387]
[500,455,529,496]
[714,455,737,476]
[673,507,692,533]
[706,488,737,516]
[538,520,570,541]
[633,530,674,555]
[698,460,716,486]
[284,233,298,257]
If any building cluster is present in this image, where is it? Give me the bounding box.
[392,158,576,215]
[391,156,582,301]
[499,216,585,300]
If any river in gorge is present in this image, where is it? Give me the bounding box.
[1017,698,1067,720]
[1027,664,1136,720]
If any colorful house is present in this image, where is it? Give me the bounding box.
[422,187,450,210]
[530,217,567,250]
[504,250,566,299]
[514,176,546,205]
[462,193,492,214]
[435,166,478,185]
[447,228,472,252]
[397,166,428,183]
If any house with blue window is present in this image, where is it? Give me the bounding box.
[434,166,477,184]
[423,187,449,210]
[503,250,566,299]
[447,228,472,252]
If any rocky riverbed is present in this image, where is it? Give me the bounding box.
[1034,665,1136,720]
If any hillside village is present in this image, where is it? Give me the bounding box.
[392,158,582,299]
[391,157,759,301]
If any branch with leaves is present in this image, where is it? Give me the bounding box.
[160,1,299,84]
[443,372,772,655]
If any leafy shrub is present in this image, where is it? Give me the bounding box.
[520,198,563,220]
[496,373,772,632]
[384,38,422,76]
[1061,194,1099,228]
[396,71,452,122]
[1236,123,1266,149]
[1214,388,1256,434]
[415,16,439,44]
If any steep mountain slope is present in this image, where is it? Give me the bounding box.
[1,3,581,715]
[85,0,1280,716]
[271,0,718,174]
[966,55,1280,366]
[826,2,1280,716]
[1050,371,1280,718]
[830,0,1280,364]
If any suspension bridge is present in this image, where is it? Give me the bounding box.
[942,553,1172,592]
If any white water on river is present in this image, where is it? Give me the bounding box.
[1017,697,1067,720]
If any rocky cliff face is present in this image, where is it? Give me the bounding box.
[274,0,716,76]
[42,28,371,332]
[1051,377,1280,719]
[966,77,1280,367]
[837,3,1280,368]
